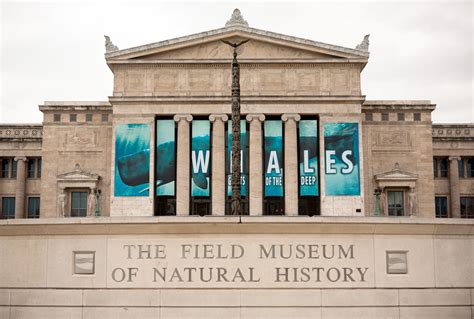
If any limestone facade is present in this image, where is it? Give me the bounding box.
[0,12,473,220]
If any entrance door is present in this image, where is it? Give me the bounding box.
[387,191,404,216]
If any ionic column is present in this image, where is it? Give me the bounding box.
[282,114,301,216]
[209,114,228,216]
[449,156,461,218]
[174,114,193,216]
[14,156,27,218]
[246,114,265,216]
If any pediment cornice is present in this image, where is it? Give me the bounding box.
[374,163,418,182]
[57,164,99,182]
[105,26,369,62]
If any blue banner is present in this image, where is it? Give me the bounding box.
[299,120,319,196]
[227,120,247,196]
[156,119,175,196]
[114,123,150,196]
[324,122,360,196]
[264,120,283,197]
[191,120,211,197]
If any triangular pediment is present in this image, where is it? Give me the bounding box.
[375,163,418,182]
[57,164,99,182]
[105,25,369,63]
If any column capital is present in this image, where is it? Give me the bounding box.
[14,156,27,162]
[281,113,301,122]
[209,114,228,122]
[246,113,265,123]
[173,114,193,123]
[448,156,461,162]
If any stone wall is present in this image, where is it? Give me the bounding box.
[0,217,472,318]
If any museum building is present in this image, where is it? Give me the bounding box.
[0,9,473,319]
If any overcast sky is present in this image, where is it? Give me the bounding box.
[1,0,472,123]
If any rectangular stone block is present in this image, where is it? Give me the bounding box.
[399,288,471,306]
[399,306,471,319]
[10,289,82,306]
[83,289,159,306]
[82,307,159,319]
[0,306,9,319]
[161,289,239,307]
[10,306,82,319]
[46,236,107,288]
[374,236,435,288]
[321,307,399,319]
[241,289,321,307]
[242,307,321,319]
[0,238,48,287]
[160,307,239,319]
[321,288,398,306]
[0,289,9,306]
[434,238,473,287]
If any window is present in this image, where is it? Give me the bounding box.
[467,158,474,178]
[387,191,404,216]
[37,158,42,178]
[53,114,61,122]
[101,114,108,122]
[458,159,463,178]
[397,113,405,121]
[1,197,15,219]
[86,114,93,122]
[435,196,448,218]
[27,159,35,178]
[381,113,389,121]
[70,114,77,122]
[365,113,373,121]
[1,159,10,178]
[413,113,421,121]
[433,158,438,178]
[439,158,448,177]
[27,197,40,218]
[12,160,17,178]
[71,191,88,217]
[460,197,474,218]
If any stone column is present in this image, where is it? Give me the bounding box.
[449,156,461,218]
[14,156,27,218]
[174,114,193,216]
[246,114,265,216]
[209,114,228,216]
[282,114,301,216]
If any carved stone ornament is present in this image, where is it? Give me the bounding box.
[104,35,119,53]
[225,8,249,27]
[355,34,370,51]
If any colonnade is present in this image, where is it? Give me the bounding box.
[173,113,301,216]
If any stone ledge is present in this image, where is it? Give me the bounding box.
[0,216,472,236]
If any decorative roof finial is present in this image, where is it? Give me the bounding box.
[225,8,249,27]
[104,35,119,53]
[355,34,370,51]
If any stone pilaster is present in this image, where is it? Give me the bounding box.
[209,114,228,216]
[282,113,301,216]
[174,114,193,216]
[448,156,461,218]
[246,114,265,216]
[14,156,27,218]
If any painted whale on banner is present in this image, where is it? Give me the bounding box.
[117,149,150,186]
[155,141,175,188]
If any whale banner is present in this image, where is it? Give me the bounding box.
[114,123,151,196]
[299,120,319,196]
[264,120,283,197]
[226,120,247,197]
[191,120,211,197]
[156,119,175,196]
[324,122,360,196]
